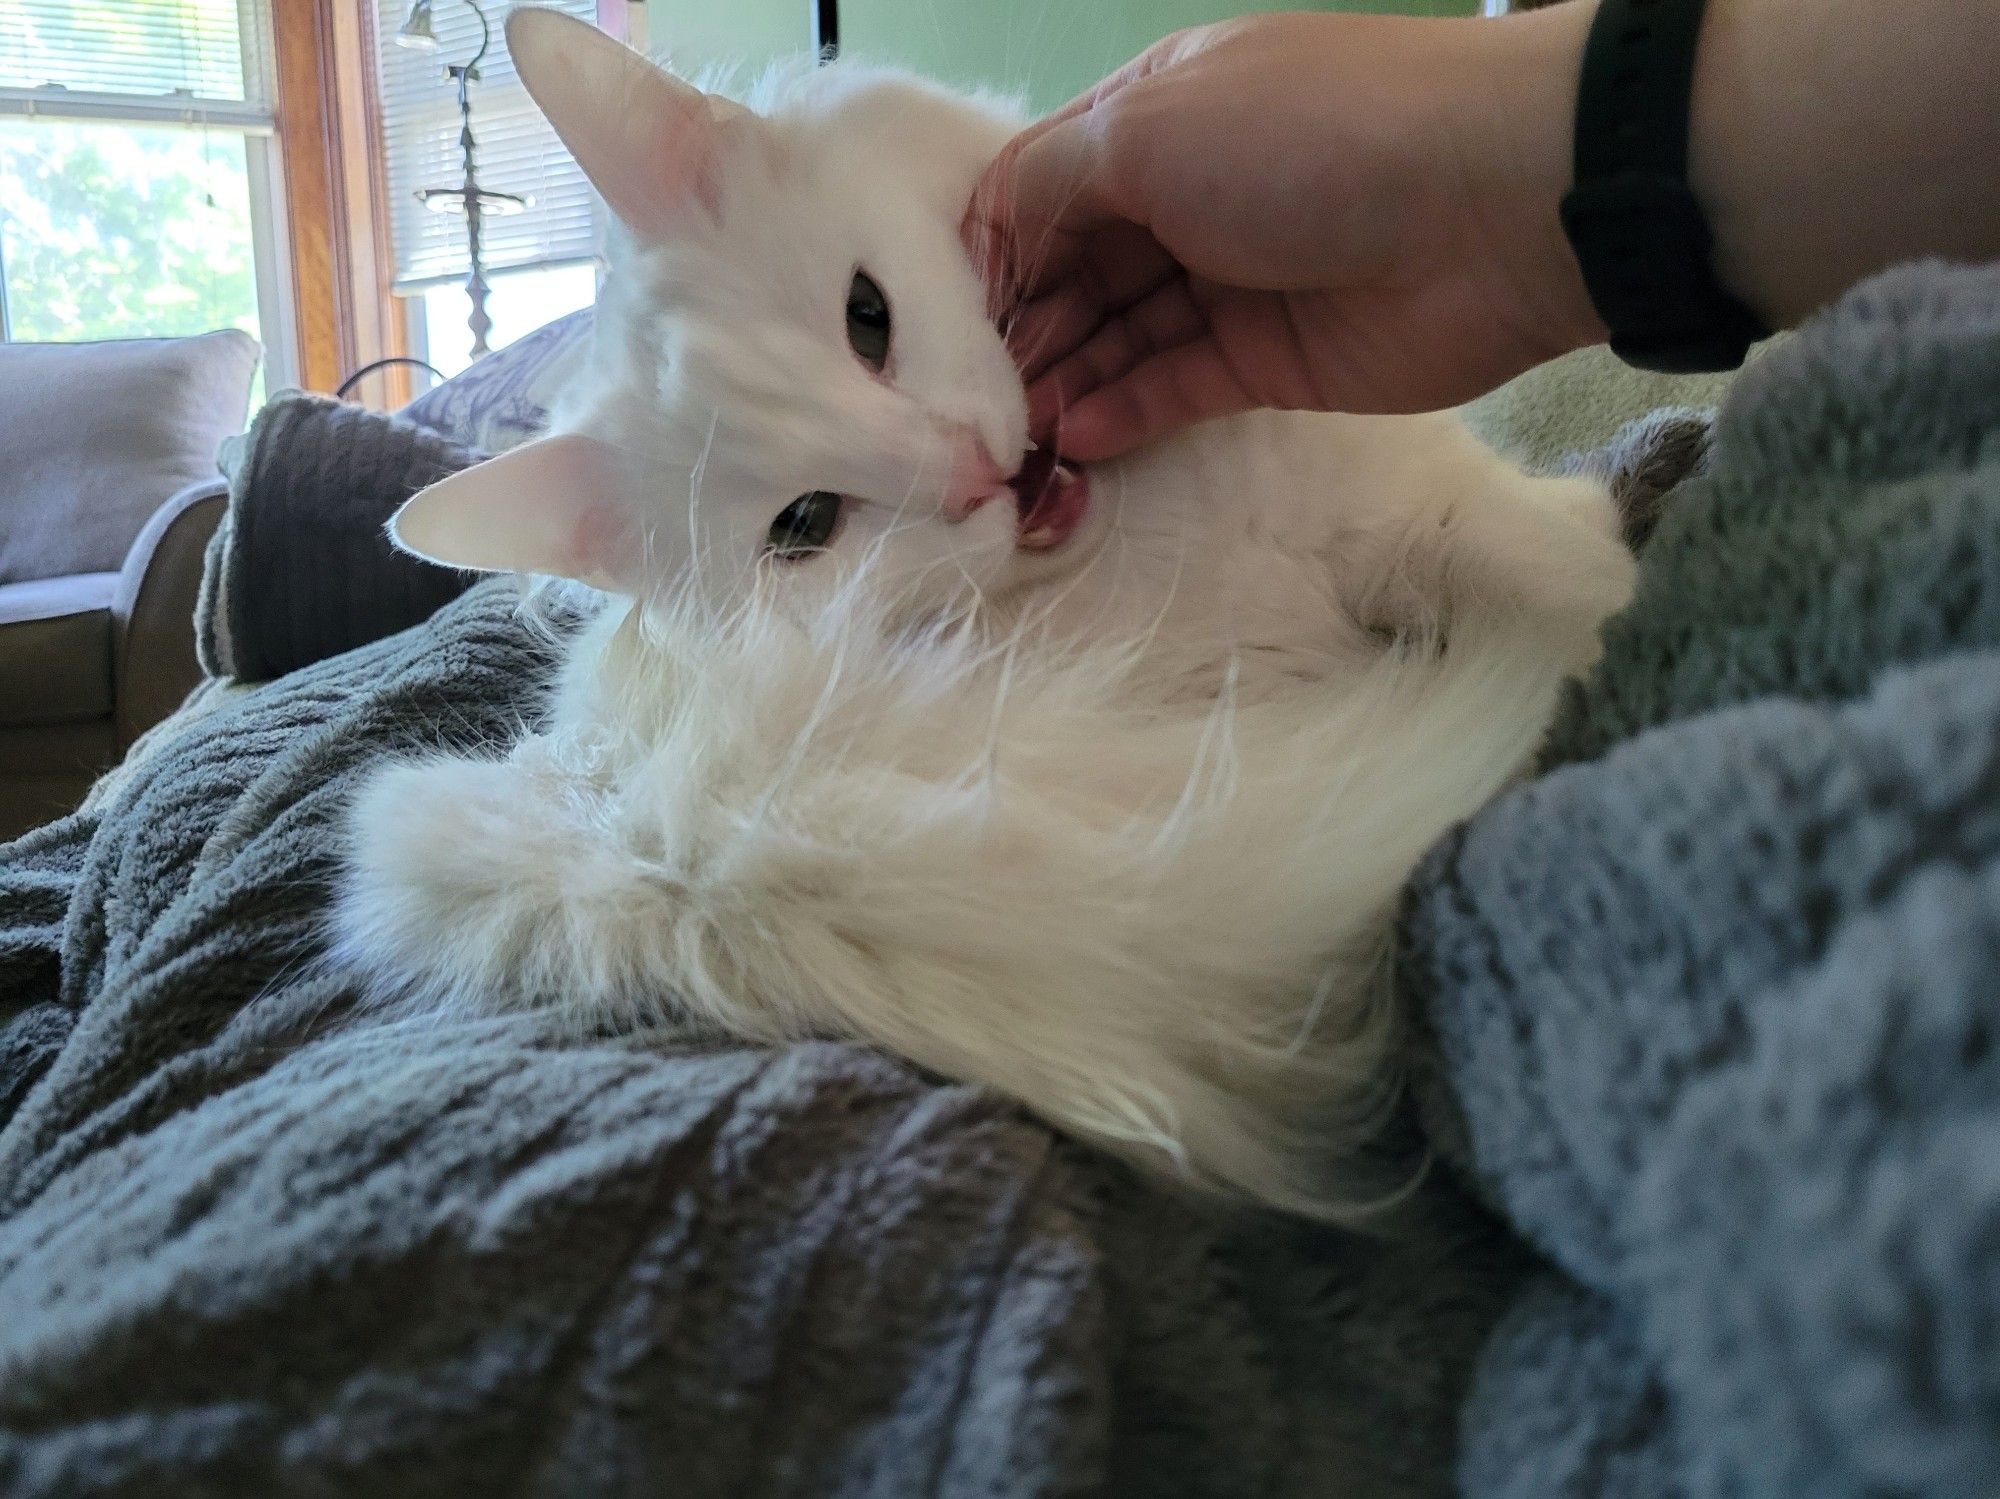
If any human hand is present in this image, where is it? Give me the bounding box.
[964,7,1606,461]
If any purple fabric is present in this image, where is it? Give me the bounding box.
[400,310,593,454]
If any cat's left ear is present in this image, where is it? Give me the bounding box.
[390,433,642,591]
[506,6,745,240]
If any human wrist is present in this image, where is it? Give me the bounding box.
[1469,0,1609,359]
[1685,0,1873,330]
[1683,0,1797,327]
[1689,0,2000,331]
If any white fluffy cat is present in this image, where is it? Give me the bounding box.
[336,7,1635,1217]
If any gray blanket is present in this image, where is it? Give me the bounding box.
[3,258,1996,1498]
[1403,259,2000,1496]
[0,500,1518,1486]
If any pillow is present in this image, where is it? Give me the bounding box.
[400,308,592,454]
[198,393,484,683]
[0,330,261,585]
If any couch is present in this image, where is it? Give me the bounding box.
[0,331,259,838]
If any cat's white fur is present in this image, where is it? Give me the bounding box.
[335,9,1636,1216]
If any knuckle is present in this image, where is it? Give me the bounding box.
[1088,92,1150,191]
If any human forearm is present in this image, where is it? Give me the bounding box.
[970,0,1998,450]
[1689,0,2000,328]
[1476,0,2000,351]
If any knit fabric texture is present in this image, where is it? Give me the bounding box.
[3,258,1995,1497]
[1403,259,2000,1496]
[4,566,1516,1494]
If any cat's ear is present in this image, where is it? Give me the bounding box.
[505,6,737,240]
[390,433,641,591]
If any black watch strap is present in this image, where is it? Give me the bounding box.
[1558,0,1768,373]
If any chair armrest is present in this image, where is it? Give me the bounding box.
[111,477,227,750]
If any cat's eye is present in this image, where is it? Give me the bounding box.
[846,270,891,372]
[767,491,843,558]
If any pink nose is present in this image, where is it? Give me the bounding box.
[941,435,1010,522]
[946,489,1000,522]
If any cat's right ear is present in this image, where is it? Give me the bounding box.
[506,6,729,240]
[389,433,641,592]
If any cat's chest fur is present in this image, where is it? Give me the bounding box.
[1007,405,1585,699]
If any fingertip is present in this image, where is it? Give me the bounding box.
[1024,374,1064,439]
[998,119,1124,281]
[957,198,989,261]
[1050,393,1142,465]
[1056,346,1255,463]
[961,178,1017,309]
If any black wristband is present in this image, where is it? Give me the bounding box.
[1559,0,1768,373]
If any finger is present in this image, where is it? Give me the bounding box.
[1004,228,1181,379]
[1024,277,1207,432]
[963,117,1105,304]
[1004,289,1102,380]
[962,163,1042,318]
[1055,342,1260,463]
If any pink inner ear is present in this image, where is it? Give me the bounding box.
[610,94,724,238]
[506,6,725,242]
[389,431,640,589]
[567,497,636,580]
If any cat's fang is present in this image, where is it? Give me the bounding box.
[1011,454,1090,552]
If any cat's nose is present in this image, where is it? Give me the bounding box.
[940,434,1011,523]
[946,494,996,522]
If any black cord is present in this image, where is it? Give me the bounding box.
[465,0,491,76]
[814,0,838,60]
[336,356,447,401]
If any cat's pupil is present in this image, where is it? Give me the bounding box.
[846,270,891,371]
[768,491,843,558]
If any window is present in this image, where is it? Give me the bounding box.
[372,0,601,380]
[415,262,596,381]
[0,0,289,393]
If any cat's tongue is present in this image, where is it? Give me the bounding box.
[1010,449,1089,551]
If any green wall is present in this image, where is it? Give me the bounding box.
[642,0,1479,111]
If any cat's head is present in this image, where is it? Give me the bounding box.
[392,7,1101,622]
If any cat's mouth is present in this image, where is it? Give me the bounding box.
[1010,449,1090,552]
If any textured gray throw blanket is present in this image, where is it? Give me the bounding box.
[1403,260,2000,1496]
[2,259,1996,1497]
[0,466,1518,1486]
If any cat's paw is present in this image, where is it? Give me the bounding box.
[1563,408,1715,550]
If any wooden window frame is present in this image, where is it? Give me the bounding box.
[271,0,410,405]
[270,0,630,405]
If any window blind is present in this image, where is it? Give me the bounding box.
[374,0,600,291]
[0,0,274,124]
